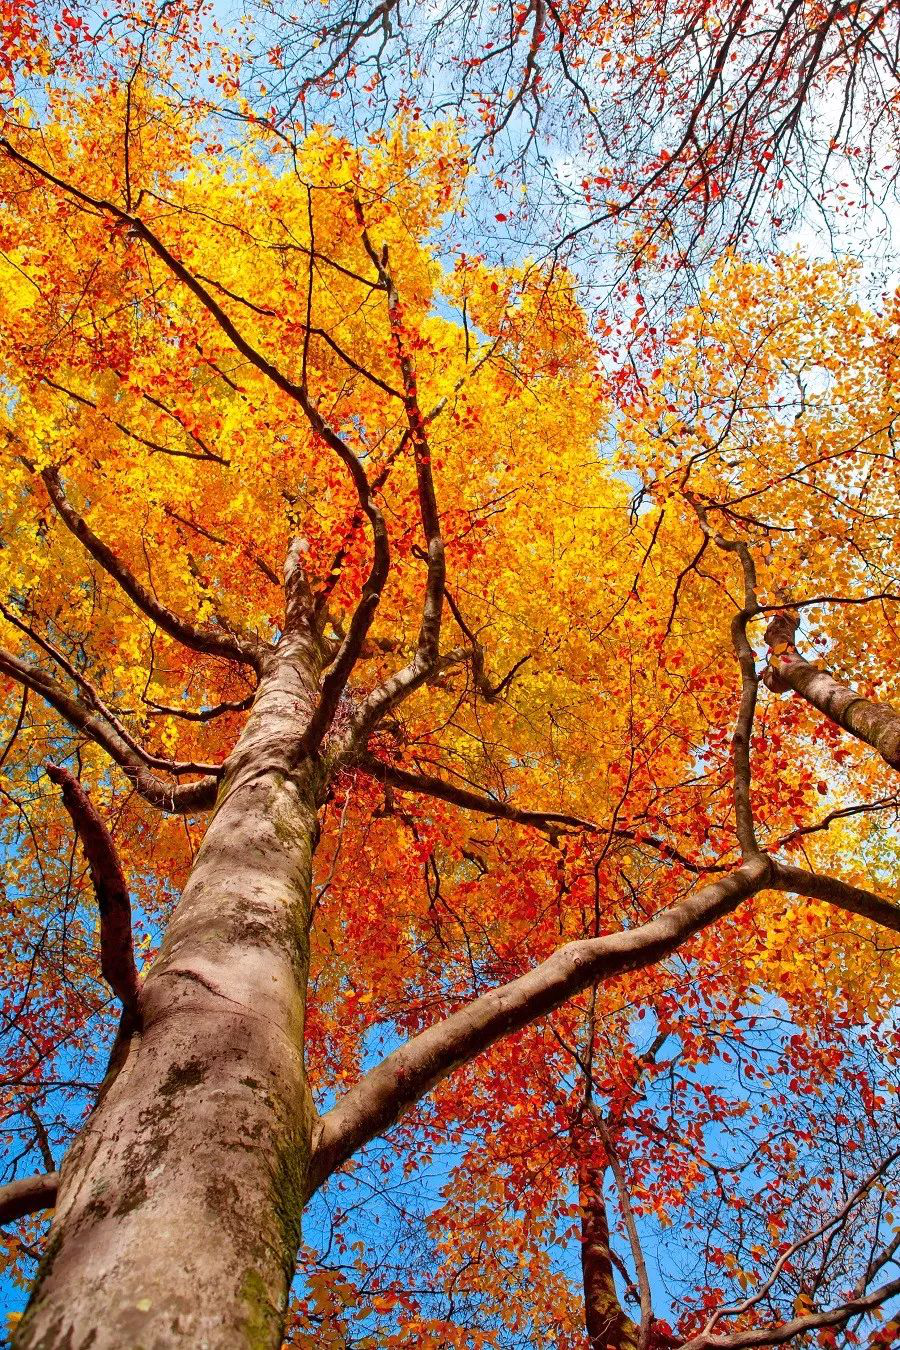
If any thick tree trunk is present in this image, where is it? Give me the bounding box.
[579,1153,638,1350]
[16,633,325,1349]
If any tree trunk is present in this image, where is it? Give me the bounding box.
[579,1153,638,1350]
[15,632,325,1349]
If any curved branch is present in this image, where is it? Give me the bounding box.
[354,752,599,832]
[307,857,771,1194]
[45,764,141,1020]
[0,601,221,777]
[770,860,900,933]
[308,853,900,1195]
[355,753,723,872]
[0,1172,59,1226]
[41,467,262,668]
[0,648,218,813]
[764,610,900,771]
[144,693,254,722]
[678,1274,900,1350]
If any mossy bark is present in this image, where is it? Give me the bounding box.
[16,633,324,1349]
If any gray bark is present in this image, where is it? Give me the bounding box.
[15,632,325,1350]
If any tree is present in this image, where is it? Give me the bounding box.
[244,0,900,281]
[0,7,898,1349]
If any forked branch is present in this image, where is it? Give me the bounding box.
[0,137,390,752]
[678,1273,900,1349]
[697,1146,900,1342]
[355,753,723,872]
[345,215,448,745]
[0,648,219,812]
[307,857,771,1192]
[444,587,532,703]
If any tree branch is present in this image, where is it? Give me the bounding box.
[770,860,900,933]
[145,693,255,722]
[574,1128,638,1350]
[40,466,262,668]
[764,609,900,771]
[591,1109,654,1350]
[355,752,723,871]
[0,601,222,777]
[0,137,389,741]
[0,1172,59,1226]
[307,857,771,1193]
[444,586,532,702]
[678,1274,900,1349]
[283,537,318,636]
[690,498,761,856]
[0,648,218,813]
[345,219,447,745]
[45,764,141,1022]
[698,1146,900,1339]
[308,853,900,1194]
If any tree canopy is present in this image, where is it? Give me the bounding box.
[0,2,898,1347]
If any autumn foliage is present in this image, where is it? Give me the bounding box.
[0,3,898,1348]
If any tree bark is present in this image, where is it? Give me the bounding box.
[764,611,900,770]
[15,631,325,1350]
[579,1151,639,1350]
[0,1173,59,1226]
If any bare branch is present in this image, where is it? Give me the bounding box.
[145,693,255,722]
[0,685,28,771]
[45,764,142,1021]
[0,1172,59,1226]
[699,1146,900,1338]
